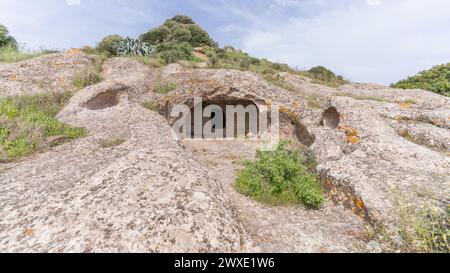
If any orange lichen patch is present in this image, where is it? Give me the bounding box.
[279,105,298,124]
[398,102,412,110]
[9,74,17,81]
[354,198,365,210]
[326,179,334,188]
[24,228,33,237]
[347,135,360,144]
[399,129,415,142]
[339,125,360,144]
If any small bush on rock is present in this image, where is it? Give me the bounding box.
[0,24,17,49]
[236,141,324,208]
[141,15,216,48]
[97,35,124,56]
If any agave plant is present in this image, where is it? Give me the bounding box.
[116,37,153,57]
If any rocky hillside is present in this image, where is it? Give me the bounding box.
[0,16,449,253]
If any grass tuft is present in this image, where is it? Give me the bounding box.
[0,92,86,162]
[0,44,58,63]
[72,54,107,89]
[142,101,160,112]
[153,81,177,94]
[396,202,449,253]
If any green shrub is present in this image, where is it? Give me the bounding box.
[171,14,196,25]
[299,66,347,87]
[140,26,170,45]
[97,35,124,56]
[187,24,215,47]
[236,141,324,208]
[392,63,450,97]
[0,92,86,162]
[171,25,192,43]
[0,24,17,49]
[208,53,219,67]
[140,15,216,48]
[240,57,251,70]
[157,42,194,64]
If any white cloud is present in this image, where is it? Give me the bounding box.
[238,0,450,84]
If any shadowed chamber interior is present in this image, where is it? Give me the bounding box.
[189,99,261,139]
[321,107,341,129]
[86,90,121,110]
[295,123,315,147]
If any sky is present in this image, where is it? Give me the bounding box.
[0,0,449,85]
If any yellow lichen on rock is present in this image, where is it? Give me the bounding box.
[67,48,82,54]
[398,102,412,110]
[339,125,361,144]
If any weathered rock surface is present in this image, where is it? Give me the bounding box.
[0,52,96,98]
[155,67,449,242]
[0,52,449,252]
[0,56,250,252]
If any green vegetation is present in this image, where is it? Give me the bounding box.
[153,81,177,94]
[116,37,153,57]
[299,66,348,87]
[141,15,216,48]
[236,141,324,208]
[0,92,86,162]
[139,15,216,64]
[97,34,124,56]
[94,15,347,87]
[1,24,58,63]
[157,42,199,64]
[396,202,449,253]
[0,24,17,49]
[263,74,296,92]
[202,46,347,88]
[100,137,125,148]
[72,54,106,89]
[72,68,102,89]
[142,101,160,112]
[0,44,58,64]
[132,55,164,68]
[392,63,450,97]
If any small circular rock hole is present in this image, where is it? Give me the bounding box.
[86,90,120,110]
[321,107,340,129]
